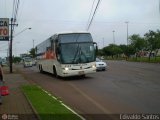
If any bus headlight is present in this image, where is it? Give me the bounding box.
[65,67,69,71]
[92,64,96,68]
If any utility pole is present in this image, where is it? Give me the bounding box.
[9,18,13,73]
[9,18,18,73]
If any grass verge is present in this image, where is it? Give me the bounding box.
[128,57,160,63]
[21,85,82,120]
[105,56,160,63]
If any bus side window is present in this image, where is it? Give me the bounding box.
[50,39,54,51]
[51,42,54,51]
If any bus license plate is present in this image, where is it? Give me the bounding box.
[79,71,84,75]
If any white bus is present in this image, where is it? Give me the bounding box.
[36,32,97,77]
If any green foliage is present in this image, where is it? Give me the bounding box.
[29,48,36,58]
[119,44,135,57]
[102,44,135,58]
[22,85,81,120]
[13,56,22,63]
[129,56,160,63]
[97,49,104,56]
[100,29,160,61]
[129,34,146,51]
[144,30,160,60]
[103,44,122,57]
[127,45,135,56]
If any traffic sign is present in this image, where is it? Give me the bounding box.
[0,18,9,41]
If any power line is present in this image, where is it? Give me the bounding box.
[86,0,96,30]
[12,0,15,18]
[14,0,18,19]
[16,0,25,24]
[86,0,101,31]
[12,0,20,24]
[14,0,20,21]
[11,0,20,34]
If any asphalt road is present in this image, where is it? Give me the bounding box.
[18,61,160,120]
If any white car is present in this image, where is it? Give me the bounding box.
[32,59,37,66]
[23,58,33,67]
[96,58,107,71]
[1,59,8,66]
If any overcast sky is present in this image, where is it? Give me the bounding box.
[0,0,160,57]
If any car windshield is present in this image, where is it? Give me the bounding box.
[24,58,32,62]
[60,43,95,64]
[96,58,101,62]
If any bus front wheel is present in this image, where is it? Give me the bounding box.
[39,65,43,73]
[53,66,58,78]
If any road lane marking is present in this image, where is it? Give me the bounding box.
[61,103,86,120]
[69,83,111,114]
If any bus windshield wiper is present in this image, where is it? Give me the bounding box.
[80,50,89,63]
[71,35,80,64]
[72,44,80,64]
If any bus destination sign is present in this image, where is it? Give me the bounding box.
[0,18,9,41]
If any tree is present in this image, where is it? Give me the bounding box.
[127,45,135,57]
[119,44,128,56]
[129,34,146,59]
[29,48,36,58]
[97,49,105,56]
[103,44,122,58]
[13,56,21,63]
[154,30,160,56]
[144,30,160,60]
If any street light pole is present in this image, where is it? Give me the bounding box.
[125,21,129,45]
[14,27,31,37]
[159,0,160,14]
[102,38,104,48]
[113,30,115,44]
[33,39,35,49]
[9,25,31,73]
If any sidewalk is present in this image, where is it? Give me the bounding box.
[0,67,38,120]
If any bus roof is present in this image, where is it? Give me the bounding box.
[54,31,90,35]
[36,31,91,47]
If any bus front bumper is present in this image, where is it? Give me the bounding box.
[60,68,96,77]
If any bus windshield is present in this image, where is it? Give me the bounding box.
[60,43,95,64]
[59,33,93,43]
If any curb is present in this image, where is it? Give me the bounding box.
[22,91,41,120]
